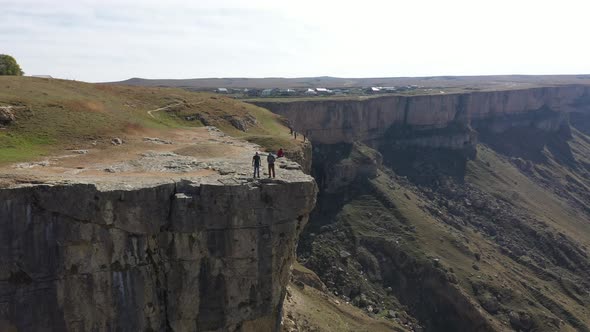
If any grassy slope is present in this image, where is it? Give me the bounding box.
[0,77,300,164]
[283,283,407,332]
[468,144,590,251]
[368,171,585,331]
[389,138,590,329]
[464,143,590,329]
[301,132,590,331]
[284,263,407,332]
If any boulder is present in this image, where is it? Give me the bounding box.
[0,106,16,125]
[509,311,534,331]
[339,250,352,259]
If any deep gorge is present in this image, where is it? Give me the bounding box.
[2,83,590,332]
[255,85,590,331]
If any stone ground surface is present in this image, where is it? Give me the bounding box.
[0,126,316,332]
[0,125,308,190]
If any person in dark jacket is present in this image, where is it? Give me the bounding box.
[267,153,276,178]
[252,152,261,178]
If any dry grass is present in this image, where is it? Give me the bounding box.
[283,282,406,332]
[0,76,302,164]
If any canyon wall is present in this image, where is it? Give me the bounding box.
[250,85,590,331]
[0,177,316,332]
[253,85,590,145]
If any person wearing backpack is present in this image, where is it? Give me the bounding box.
[267,153,276,178]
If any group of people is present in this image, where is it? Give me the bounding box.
[252,148,284,178]
[289,126,309,142]
[251,124,311,178]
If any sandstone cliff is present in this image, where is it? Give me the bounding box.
[257,85,590,331]
[252,85,590,145]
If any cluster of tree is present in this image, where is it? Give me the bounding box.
[0,54,24,76]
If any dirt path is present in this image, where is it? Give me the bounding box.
[147,102,183,119]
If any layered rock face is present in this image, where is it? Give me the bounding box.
[253,85,590,145]
[257,85,590,331]
[312,143,382,193]
[0,176,316,332]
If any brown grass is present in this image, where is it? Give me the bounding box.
[62,100,107,113]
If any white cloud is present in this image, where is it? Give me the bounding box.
[1,0,589,81]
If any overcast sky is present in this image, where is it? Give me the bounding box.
[2,0,590,82]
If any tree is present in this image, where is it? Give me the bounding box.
[0,54,24,76]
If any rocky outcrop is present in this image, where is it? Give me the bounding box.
[0,106,17,125]
[312,143,382,193]
[0,176,317,332]
[224,114,258,132]
[284,141,312,175]
[252,85,590,145]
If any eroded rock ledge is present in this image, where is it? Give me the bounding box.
[0,173,317,331]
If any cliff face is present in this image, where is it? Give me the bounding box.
[256,86,590,331]
[284,141,312,175]
[253,85,590,145]
[312,143,382,193]
[0,177,316,332]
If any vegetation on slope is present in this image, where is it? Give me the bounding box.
[283,263,407,332]
[299,126,590,331]
[0,77,300,164]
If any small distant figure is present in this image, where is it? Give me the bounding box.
[252,152,261,178]
[303,134,306,142]
[289,126,293,135]
[294,131,297,140]
[267,153,276,178]
[277,148,285,158]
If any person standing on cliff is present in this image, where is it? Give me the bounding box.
[267,153,276,178]
[252,152,261,178]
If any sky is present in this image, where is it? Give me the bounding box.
[1,0,590,82]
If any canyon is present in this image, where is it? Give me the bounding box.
[252,84,590,331]
[2,76,590,331]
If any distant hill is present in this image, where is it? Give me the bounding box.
[110,75,590,90]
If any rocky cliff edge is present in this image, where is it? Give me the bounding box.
[0,126,317,332]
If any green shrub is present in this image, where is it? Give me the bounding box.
[0,54,24,76]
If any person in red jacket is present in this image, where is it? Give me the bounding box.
[277,148,285,158]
